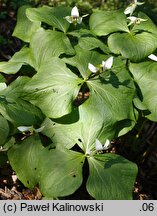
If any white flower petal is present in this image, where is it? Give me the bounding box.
[102,56,113,70]
[17,126,33,132]
[88,63,98,73]
[148,54,157,61]
[86,149,91,155]
[35,126,45,133]
[136,1,144,5]
[77,17,82,24]
[71,6,79,17]
[127,16,137,22]
[64,16,73,23]
[124,4,136,15]
[127,16,137,26]
[82,14,89,18]
[102,139,111,150]
[95,139,103,151]
[124,6,133,15]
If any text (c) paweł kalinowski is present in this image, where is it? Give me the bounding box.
[20,202,104,212]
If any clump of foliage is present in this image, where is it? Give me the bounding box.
[0,0,157,200]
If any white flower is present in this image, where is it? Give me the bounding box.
[88,63,99,73]
[17,126,33,133]
[124,0,144,16]
[17,125,45,133]
[71,6,79,17]
[34,126,45,133]
[148,54,157,61]
[86,149,91,155]
[95,139,111,151]
[65,6,88,25]
[88,56,113,74]
[127,16,147,26]
[102,56,113,70]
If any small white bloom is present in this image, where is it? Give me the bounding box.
[88,56,113,74]
[148,54,157,61]
[17,125,45,133]
[127,16,147,26]
[102,56,113,70]
[124,0,144,16]
[124,4,136,16]
[17,126,33,132]
[86,149,91,155]
[71,6,79,17]
[65,6,88,25]
[88,63,99,73]
[95,139,111,151]
[134,0,145,6]
[34,126,45,133]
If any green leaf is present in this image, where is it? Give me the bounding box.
[23,57,83,118]
[0,115,9,145]
[30,28,75,70]
[26,6,71,33]
[78,37,110,54]
[42,57,137,151]
[39,147,85,198]
[0,47,34,74]
[108,32,157,62]
[0,77,44,126]
[132,12,157,36]
[64,49,108,79]
[13,5,41,42]
[129,61,157,121]
[8,135,43,188]
[89,10,129,36]
[8,135,85,198]
[0,98,44,126]
[86,153,138,199]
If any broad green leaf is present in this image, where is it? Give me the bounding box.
[0,98,44,126]
[42,97,117,152]
[41,116,81,149]
[89,10,129,36]
[30,28,75,70]
[0,76,30,98]
[108,32,157,62]
[129,61,157,121]
[23,57,83,118]
[0,115,9,145]
[132,12,157,36]
[78,37,110,54]
[13,5,41,42]
[67,29,95,38]
[0,77,44,126]
[8,135,85,198]
[39,147,85,198]
[26,6,71,33]
[64,49,107,79]
[42,57,137,151]
[0,47,34,74]
[8,135,43,188]
[86,153,138,199]
[3,137,15,150]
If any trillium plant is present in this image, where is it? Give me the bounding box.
[0,1,157,200]
[65,6,88,25]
